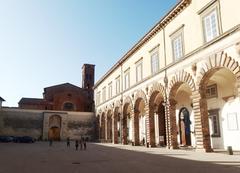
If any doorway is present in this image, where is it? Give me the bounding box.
[179,107,191,146]
[48,127,60,141]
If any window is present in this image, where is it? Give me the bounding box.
[102,87,106,102]
[171,28,184,61]
[124,69,130,90]
[208,109,220,137]
[136,60,143,83]
[116,76,120,94]
[108,82,112,99]
[150,47,159,74]
[200,1,221,43]
[63,102,75,111]
[96,91,101,105]
[206,84,218,98]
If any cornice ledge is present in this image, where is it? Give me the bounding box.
[94,0,192,88]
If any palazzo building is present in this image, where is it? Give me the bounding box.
[94,0,240,152]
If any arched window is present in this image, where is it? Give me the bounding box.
[63,102,75,111]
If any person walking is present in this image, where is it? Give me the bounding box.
[83,138,87,150]
[75,140,79,150]
[67,137,70,147]
[49,139,53,146]
[79,138,83,150]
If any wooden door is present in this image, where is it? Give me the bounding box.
[49,127,60,141]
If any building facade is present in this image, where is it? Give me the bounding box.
[94,0,240,152]
[0,64,96,141]
[19,64,95,112]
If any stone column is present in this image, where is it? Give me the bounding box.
[133,110,140,146]
[113,114,118,144]
[104,118,108,142]
[121,115,128,145]
[192,90,212,152]
[146,105,155,147]
[169,99,178,149]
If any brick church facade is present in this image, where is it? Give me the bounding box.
[19,64,95,112]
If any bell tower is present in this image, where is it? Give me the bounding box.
[82,64,95,89]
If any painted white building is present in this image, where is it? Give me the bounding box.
[94,0,240,152]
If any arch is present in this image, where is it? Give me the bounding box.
[107,103,114,111]
[134,89,147,105]
[168,71,195,149]
[49,114,61,128]
[148,87,165,147]
[194,52,240,151]
[114,100,122,109]
[97,109,102,116]
[169,71,196,99]
[123,96,133,109]
[197,52,240,94]
[148,82,165,99]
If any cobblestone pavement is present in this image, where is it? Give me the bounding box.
[0,142,240,173]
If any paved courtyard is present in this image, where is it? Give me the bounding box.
[0,142,240,173]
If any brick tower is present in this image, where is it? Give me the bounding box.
[82,64,95,89]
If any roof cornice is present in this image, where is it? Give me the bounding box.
[94,0,191,88]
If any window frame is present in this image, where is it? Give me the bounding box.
[171,26,184,61]
[208,109,221,137]
[108,82,112,99]
[136,59,143,83]
[97,91,101,105]
[102,87,106,102]
[124,69,130,90]
[206,84,218,98]
[200,1,222,43]
[115,76,120,94]
[150,46,160,75]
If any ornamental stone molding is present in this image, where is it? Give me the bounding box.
[148,82,165,99]
[169,70,196,98]
[134,89,148,105]
[123,96,133,108]
[196,51,240,87]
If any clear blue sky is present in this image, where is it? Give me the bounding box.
[0,0,177,107]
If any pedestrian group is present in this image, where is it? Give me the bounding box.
[49,136,87,151]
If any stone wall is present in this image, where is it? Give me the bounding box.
[0,108,43,139]
[0,108,96,141]
[67,112,96,140]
